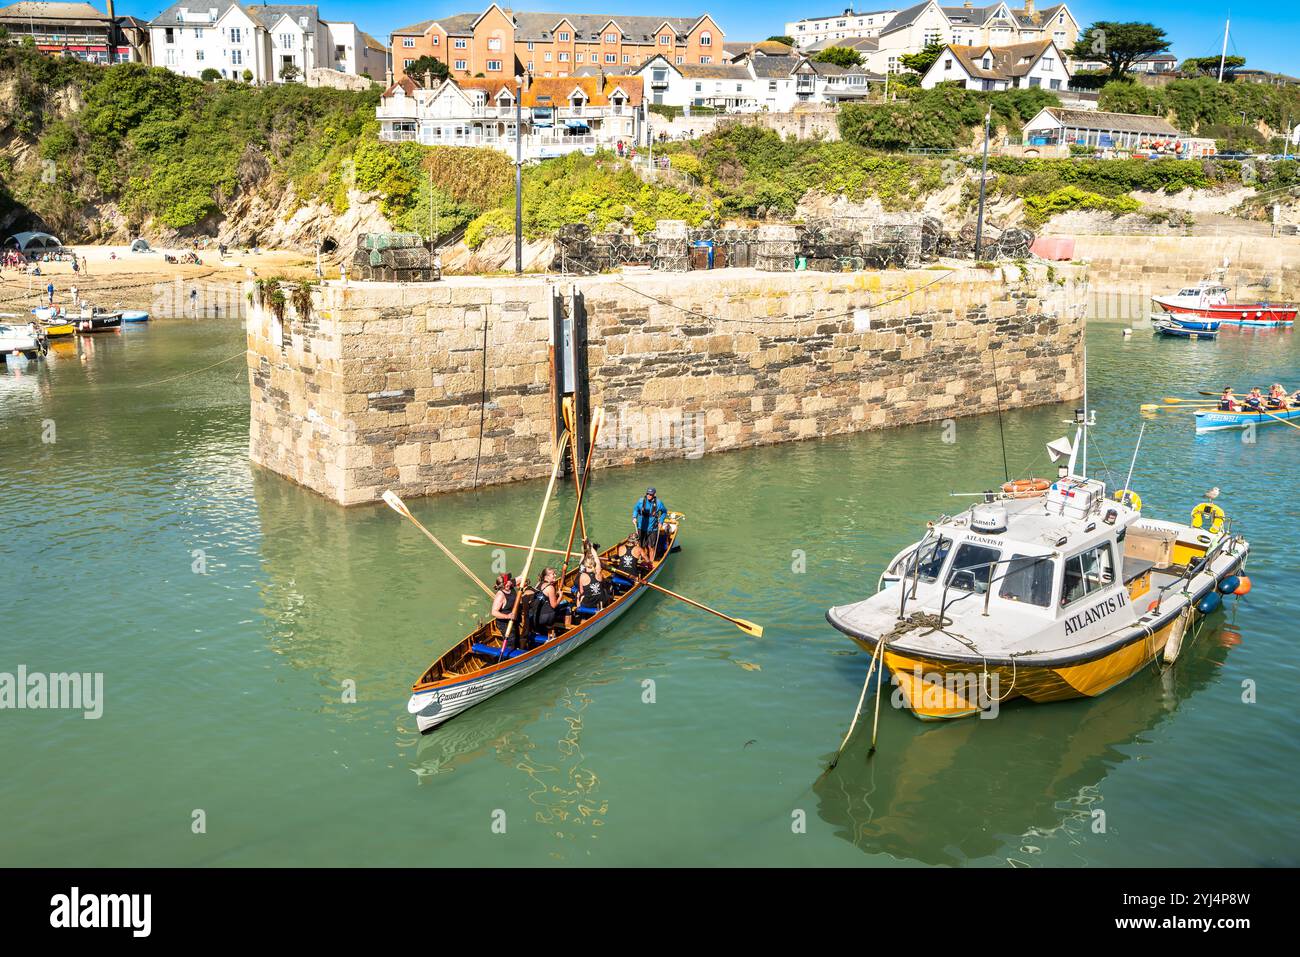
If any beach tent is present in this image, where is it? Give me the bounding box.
[3,231,63,251]
[130,238,152,252]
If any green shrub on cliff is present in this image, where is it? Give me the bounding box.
[838,86,1059,151]
[1097,76,1300,146]
[1021,187,1141,226]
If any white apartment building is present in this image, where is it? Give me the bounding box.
[148,2,383,83]
[785,2,1080,76]
[785,7,899,48]
[376,74,645,159]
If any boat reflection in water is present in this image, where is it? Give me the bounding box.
[813,626,1236,865]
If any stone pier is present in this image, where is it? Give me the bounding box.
[246,264,1086,505]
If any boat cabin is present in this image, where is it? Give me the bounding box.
[876,475,1210,646]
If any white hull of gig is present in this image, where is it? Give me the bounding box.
[407,549,671,732]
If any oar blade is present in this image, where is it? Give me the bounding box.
[736,619,764,638]
[461,534,490,547]
[382,489,411,517]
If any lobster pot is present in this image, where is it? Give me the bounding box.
[360,232,424,252]
[756,254,795,272]
[655,254,691,273]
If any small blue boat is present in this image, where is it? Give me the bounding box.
[1153,318,1218,340]
[1167,315,1221,332]
[121,310,150,323]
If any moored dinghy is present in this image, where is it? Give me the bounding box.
[825,416,1251,721]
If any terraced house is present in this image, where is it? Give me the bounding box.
[784,2,1079,76]
[390,4,723,83]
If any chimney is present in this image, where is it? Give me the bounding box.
[425,69,434,89]
[1024,0,1035,12]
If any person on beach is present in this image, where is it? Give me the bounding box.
[46,281,55,304]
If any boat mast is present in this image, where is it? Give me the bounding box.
[1217,17,1230,83]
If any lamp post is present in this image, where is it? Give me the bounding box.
[973,109,991,262]
[515,74,524,276]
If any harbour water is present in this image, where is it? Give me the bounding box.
[1,316,1297,866]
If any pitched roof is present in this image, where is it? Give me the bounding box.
[1039,107,1178,135]
[0,1,109,20]
[675,62,752,80]
[511,13,708,42]
[749,56,801,78]
[522,74,643,107]
[359,29,387,52]
[791,7,897,24]
[804,35,879,52]
[943,39,1055,80]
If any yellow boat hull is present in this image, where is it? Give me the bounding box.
[849,611,1189,720]
[43,323,75,338]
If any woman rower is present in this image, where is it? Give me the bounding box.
[615,533,645,577]
[1218,386,1236,411]
[1244,387,1265,410]
[577,542,609,613]
[528,566,571,638]
[1266,384,1289,410]
[491,572,528,652]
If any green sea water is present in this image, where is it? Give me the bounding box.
[1,314,1296,867]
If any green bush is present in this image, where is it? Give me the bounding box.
[1022,187,1141,226]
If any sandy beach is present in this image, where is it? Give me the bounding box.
[0,244,317,314]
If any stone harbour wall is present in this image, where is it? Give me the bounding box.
[247,264,1087,505]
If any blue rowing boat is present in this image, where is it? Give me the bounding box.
[1194,406,1300,433]
[1153,317,1218,340]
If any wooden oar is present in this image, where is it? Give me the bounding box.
[462,535,765,638]
[560,403,605,584]
[1254,407,1300,432]
[1141,402,1216,412]
[382,490,493,599]
[500,431,572,660]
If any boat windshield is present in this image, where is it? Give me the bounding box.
[891,536,952,581]
[998,554,1055,607]
[1061,543,1115,606]
[945,542,1002,594]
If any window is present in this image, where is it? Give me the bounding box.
[605,32,617,43]
[164,27,174,43]
[1041,57,1053,69]
[622,54,630,63]
[230,27,241,43]
[946,543,1002,594]
[527,40,534,50]
[559,52,569,62]
[700,31,711,46]
[558,31,570,42]
[336,45,346,59]
[944,58,952,70]
[694,81,702,92]
[454,59,467,71]
[700,55,711,64]
[1049,78,1061,90]
[165,48,177,65]
[527,61,533,71]
[923,29,941,45]
[999,555,1054,607]
[402,37,415,48]
[488,37,501,51]
[454,38,467,49]
[576,53,584,62]
[675,55,683,64]
[1061,544,1115,606]
[280,33,293,48]
[231,50,242,65]
[487,59,502,71]
[544,51,552,61]
[431,36,439,46]
[768,80,777,91]
[982,58,991,69]
[659,35,670,45]
[1028,76,1041,87]
[195,50,205,62]
[905,536,952,583]
[194,28,203,38]
[605,53,616,63]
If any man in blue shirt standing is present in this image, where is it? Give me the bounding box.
[633,487,668,559]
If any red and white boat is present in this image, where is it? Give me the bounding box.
[1152,281,1296,327]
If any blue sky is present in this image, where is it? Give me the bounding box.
[127,2,1293,74]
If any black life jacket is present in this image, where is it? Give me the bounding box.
[617,547,639,572]
[528,587,557,633]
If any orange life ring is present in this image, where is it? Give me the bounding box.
[1001,478,1050,499]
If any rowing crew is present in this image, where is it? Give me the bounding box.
[1218,385,1300,412]
[488,487,670,655]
